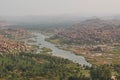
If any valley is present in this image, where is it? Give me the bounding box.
[46,18,120,65]
[1,0,120,79]
[0,18,120,80]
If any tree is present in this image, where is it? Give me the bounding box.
[90,65,112,80]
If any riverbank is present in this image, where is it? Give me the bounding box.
[29,32,91,66]
[45,37,120,65]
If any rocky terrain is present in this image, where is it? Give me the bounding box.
[56,18,120,45]
[47,18,120,65]
[0,21,32,55]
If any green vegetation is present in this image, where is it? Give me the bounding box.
[0,53,90,80]
[30,44,39,52]
[27,39,37,43]
[90,65,111,80]
[41,47,52,53]
[0,52,120,80]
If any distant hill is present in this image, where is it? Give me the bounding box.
[0,15,88,30]
[56,18,120,45]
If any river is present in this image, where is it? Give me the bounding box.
[31,32,91,66]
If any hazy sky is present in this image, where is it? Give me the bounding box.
[0,0,120,16]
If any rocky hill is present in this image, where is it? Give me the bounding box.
[0,21,32,55]
[56,18,120,45]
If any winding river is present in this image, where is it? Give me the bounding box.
[32,32,91,66]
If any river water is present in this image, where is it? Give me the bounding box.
[32,32,91,66]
